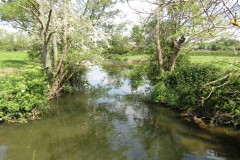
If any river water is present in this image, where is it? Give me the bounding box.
[0,64,240,160]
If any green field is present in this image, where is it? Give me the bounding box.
[0,51,29,69]
[189,50,238,57]
[0,51,29,76]
[190,56,239,63]
[190,56,240,69]
[110,53,239,67]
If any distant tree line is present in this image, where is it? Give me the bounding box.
[197,39,240,52]
[0,28,29,51]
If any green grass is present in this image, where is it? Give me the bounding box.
[189,50,238,57]
[108,53,240,68]
[190,56,240,69]
[0,51,29,70]
[190,56,239,63]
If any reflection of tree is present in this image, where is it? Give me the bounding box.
[0,91,126,160]
[136,106,240,159]
[101,63,130,88]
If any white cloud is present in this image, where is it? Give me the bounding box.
[115,1,156,25]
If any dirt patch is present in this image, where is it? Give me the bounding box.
[0,68,17,76]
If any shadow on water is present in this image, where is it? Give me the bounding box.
[0,64,240,160]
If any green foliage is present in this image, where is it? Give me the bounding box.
[129,54,190,87]
[106,33,131,55]
[27,40,42,61]
[151,64,240,127]
[130,25,146,54]
[0,0,27,20]
[151,64,219,107]
[0,63,49,123]
[0,29,30,51]
[128,65,147,89]
[63,51,90,91]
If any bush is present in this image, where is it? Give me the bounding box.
[151,64,219,107]
[151,64,240,126]
[0,63,49,123]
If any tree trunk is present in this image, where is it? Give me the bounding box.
[50,0,68,98]
[168,35,186,71]
[43,40,51,70]
[62,0,68,58]
[51,0,58,68]
[38,0,51,73]
[154,12,164,72]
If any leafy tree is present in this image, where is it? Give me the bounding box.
[0,0,124,98]
[130,25,145,54]
[107,33,131,54]
[128,0,239,72]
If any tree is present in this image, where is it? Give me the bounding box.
[130,25,145,54]
[107,33,131,54]
[0,0,124,98]
[128,0,239,72]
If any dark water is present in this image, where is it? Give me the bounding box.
[0,65,240,160]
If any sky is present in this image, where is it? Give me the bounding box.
[115,1,155,24]
[0,24,16,32]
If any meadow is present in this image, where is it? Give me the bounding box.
[108,52,240,69]
[0,51,29,69]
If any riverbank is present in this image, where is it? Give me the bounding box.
[112,53,240,127]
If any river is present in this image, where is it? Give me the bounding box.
[0,64,239,160]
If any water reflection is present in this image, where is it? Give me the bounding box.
[0,65,239,160]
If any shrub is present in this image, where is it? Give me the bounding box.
[151,63,240,126]
[151,64,219,108]
[0,63,49,123]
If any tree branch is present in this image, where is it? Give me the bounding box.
[18,4,43,29]
[46,31,55,44]
[45,9,52,33]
